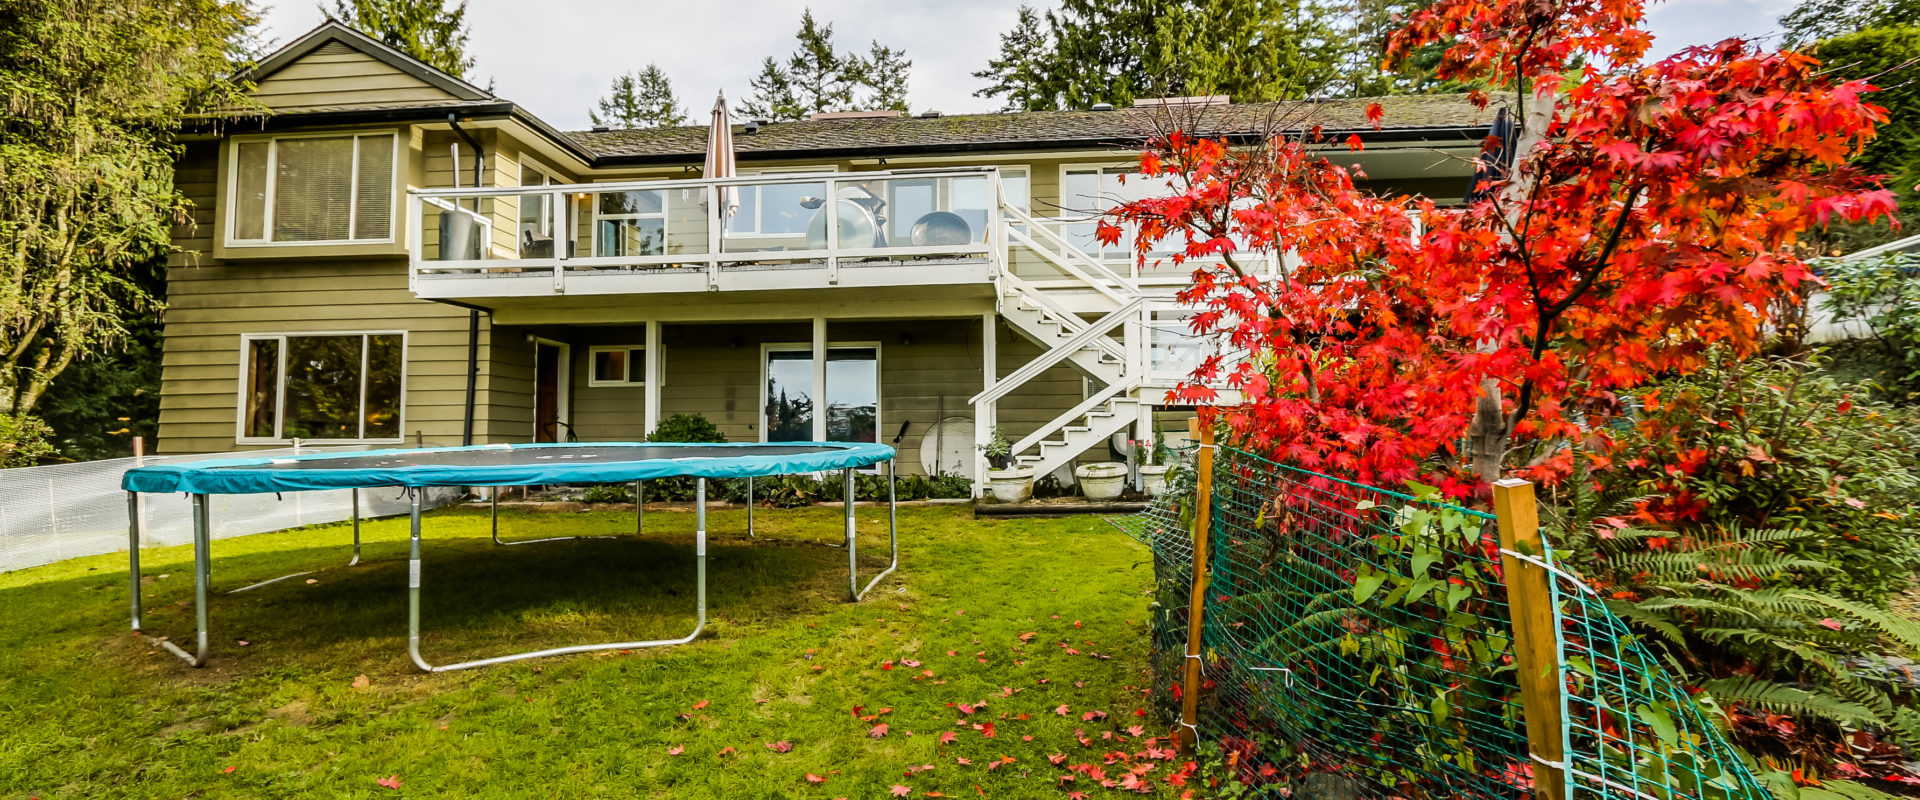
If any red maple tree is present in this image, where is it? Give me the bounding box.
[1102,0,1897,495]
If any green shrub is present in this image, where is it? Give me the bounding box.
[580,484,632,504]
[1822,251,1920,403]
[1549,355,1920,772]
[0,414,55,467]
[646,413,726,444]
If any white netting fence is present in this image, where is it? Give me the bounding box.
[0,446,454,573]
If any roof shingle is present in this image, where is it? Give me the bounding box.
[568,95,1501,163]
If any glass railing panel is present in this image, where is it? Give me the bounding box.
[416,191,566,264]
[577,186,710,261]
[719,179,829,257]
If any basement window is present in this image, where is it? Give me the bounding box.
[240,332,405,443]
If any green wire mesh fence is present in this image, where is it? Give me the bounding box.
[1112,442,1771,800]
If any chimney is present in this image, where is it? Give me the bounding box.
[1132,95,1231,109]
[806,109,908,121]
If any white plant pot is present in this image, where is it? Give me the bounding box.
[1075,462,1129,501]
[1138,464,1171,497]
[986,466,1035,503]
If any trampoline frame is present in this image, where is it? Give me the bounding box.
[125,445,899,672]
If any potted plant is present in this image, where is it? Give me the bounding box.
[1074,461,1129,501]
[1137,431,1171,497]
[982,427,1034,503]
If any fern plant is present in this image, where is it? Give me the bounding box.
[1549,446,1920,776]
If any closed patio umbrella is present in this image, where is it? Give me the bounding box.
[705,90,740,219]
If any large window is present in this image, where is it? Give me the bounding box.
[1059,165,1177,261]
[594,189,667,257]
[762,345,879,443]
[728,168,830,238]
[240,332,405,442]
[229,133,397,245]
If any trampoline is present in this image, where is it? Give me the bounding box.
[122,441,900,672]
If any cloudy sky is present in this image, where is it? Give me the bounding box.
[258,0,1804,131]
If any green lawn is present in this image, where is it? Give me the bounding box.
[0,504,1187,798]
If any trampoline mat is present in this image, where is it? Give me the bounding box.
[220,444,837,471]
[123,441,894,495]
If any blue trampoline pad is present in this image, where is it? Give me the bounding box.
[123,441,896,495]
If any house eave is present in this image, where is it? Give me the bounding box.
[587,124,1496,167]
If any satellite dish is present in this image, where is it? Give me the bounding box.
[909,211,972,246]
[806,199,881,250]
[919,416,975,477]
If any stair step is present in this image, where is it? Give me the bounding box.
[1063,425,1091,433]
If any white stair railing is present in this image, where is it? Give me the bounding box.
[973,294,1141,407]
[1009,380,1136,459]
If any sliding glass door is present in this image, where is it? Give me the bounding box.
[763,345,879,443]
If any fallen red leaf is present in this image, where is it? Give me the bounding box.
[870,723,890,739]
[767,740,793,753]
[805,773,827,784]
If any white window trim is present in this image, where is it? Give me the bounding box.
[586,344,654,388]
[223,130,402,248]
[590,186,672,258]
[726,165,842,240]
[516,158,571,258]
[234,330,409,445]
[758,341,882,444]
[997,165,1032,212]
[532,338,572,441]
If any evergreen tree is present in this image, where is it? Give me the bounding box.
[861,42,911,111]
[742,56,805,121]
[1781,0,1920,45]
[590,64,687,129]
[974,0,1460,109]
[742,9,909,121]
[973,6,1054,110]
[785,10,855,115]
[327,0,475,78]
[0,0,256,462]
[1802,25,1920,250]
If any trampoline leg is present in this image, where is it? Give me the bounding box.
[404,482,708,673]
[407,489,430,672]
[696,477,708,629]
[635,480,643,534]
[746,477,755,539]
[127,491,142,631]
[852,460,900,601]
[348,488,362,566]
[845,467,858,601]
[492,485,573,546]
[149,494,211,667]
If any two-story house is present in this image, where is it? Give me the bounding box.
[160,21,1499,492]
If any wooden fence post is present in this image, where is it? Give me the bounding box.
[1177,416,1216,751]
[1493,478,1568,800]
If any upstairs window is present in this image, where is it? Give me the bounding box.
[230,133,397,244]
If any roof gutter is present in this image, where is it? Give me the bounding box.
[586,124,1496,167]
[447,113,484,189]
[445,113,485,448]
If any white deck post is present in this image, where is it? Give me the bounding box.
[812,316,829,442]
[975,312,997,497]
[644,320,663,436]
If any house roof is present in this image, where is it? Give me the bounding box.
[243,20,493,103]
[568,95,1502,165]
[234,22,1500,168]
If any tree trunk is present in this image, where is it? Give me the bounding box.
[1467,86,1558,484]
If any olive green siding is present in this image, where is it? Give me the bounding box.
[251,41,459,111]
[158,140,519,454]
[536,319,1087,477]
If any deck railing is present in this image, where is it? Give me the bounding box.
[409,166,1004,296]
